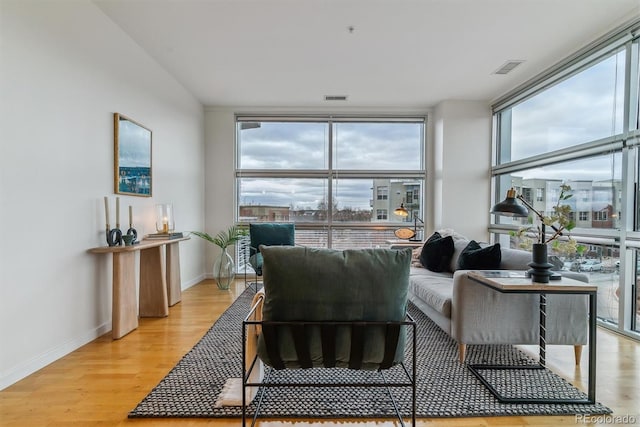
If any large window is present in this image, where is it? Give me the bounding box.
[236,116,426,258]
[492,26,640,338]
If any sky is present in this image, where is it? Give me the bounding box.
[508,49,625,182]
[238,121,423,211]
[237,48,633,214]
[118,118,152,168]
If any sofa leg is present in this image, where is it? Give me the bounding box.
[574,345,583,365]
[458,343,466,363]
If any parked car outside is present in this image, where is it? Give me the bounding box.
[579,259,603,272]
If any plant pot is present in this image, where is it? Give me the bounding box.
[213,248,235,290]
[528,243,554,283]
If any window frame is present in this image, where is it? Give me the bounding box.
[235,115,427,248]
[490,22,640,339]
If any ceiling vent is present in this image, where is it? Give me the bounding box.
[324,95,348,101]
[493,60,525,75]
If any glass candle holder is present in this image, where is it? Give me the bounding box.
[155,203,175,233]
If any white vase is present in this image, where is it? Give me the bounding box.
[213,248,234,290]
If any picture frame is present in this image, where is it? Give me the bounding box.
[114,113,152,197]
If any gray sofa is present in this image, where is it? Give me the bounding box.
[403,231,589,364]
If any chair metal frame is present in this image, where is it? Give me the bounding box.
[242,294,417,426]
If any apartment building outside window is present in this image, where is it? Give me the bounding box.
[491,20,640,338]
[235,115,426,260]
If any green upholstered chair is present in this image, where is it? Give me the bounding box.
[242,245,416,426]
[245,223,295,290]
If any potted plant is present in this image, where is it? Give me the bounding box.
[511,184,585,281]
[191,226,247,290]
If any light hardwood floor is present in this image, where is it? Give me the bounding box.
[1,279,638,427]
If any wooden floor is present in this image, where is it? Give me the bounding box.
[1,279,638,427]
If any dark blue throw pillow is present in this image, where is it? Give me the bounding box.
[419,232,455,272]
[457,240,501,270]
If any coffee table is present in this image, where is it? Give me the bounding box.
[467,270,597,404]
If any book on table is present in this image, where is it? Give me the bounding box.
[145,232,184,240]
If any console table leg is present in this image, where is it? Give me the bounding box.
[139,246,169,317]
[166,242,182,306]
[112,251,138,339]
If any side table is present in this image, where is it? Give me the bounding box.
[466,270,597,404]
[88,237,189,339]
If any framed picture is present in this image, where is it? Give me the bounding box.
[114,113,152,197]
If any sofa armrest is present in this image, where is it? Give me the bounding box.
[451,271,588,346]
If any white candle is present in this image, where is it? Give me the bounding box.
[104,196,110,228]
[129,205,133,227]
[115,197,120,227]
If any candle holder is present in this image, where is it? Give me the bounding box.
[126,227,138,244]
[106,226,123,247]
[155,203,175,234]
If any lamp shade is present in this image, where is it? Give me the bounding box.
[490,188,529,217]
[394,203,409,217]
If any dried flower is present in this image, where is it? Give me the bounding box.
[510,184,584,256]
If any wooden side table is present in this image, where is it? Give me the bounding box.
[466,270,598,404]
[89,237,189,339]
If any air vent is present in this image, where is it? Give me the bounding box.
[493,60,525,75]
[324,95,348,101]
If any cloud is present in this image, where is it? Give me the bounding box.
[238,120,424,211]
[509,50,624,161]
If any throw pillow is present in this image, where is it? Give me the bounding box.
[457,240,502,270]
[419,232,454,272]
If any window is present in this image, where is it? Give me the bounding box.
[376,186,388,200]
[594,210,609,221]
[492,30,640,339]
[236,116,426,253]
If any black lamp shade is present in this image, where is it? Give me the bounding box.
[490,188,529,217]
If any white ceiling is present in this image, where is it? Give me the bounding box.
[94,0,640,109]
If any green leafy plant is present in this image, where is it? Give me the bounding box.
[510,184,586,256]
[191,226,247,250]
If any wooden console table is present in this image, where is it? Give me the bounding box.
[88,237,189,339]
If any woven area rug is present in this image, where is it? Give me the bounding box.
[129,287,611,419]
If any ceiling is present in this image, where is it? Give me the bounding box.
[94,0,640,109]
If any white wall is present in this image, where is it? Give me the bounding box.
[431,100,492,240]
[0,0,206,389]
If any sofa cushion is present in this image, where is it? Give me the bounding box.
[450,238,471,272]
[457,240,501,270]
[258,246,412,370]
[500,247,533,270]
[420,232,455,272]
[408,268,453,317]
[261,246,411,321]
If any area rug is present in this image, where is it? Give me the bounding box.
[129,287,611,419]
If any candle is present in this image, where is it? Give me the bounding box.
[104,196,110,228]
[129,205,133,227]
[162,217,169,233]
[115,197,120,227]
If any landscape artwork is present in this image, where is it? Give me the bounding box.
[114,113,152,196]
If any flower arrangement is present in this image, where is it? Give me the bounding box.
[511,184,585,256]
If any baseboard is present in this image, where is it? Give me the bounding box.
[0,321,111,391]
[182,273,206,290]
